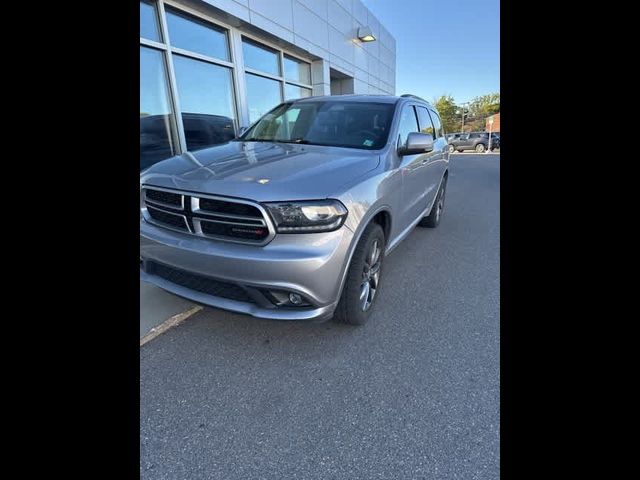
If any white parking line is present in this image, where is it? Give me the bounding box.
[140,305,203,347]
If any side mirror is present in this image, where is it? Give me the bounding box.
[399,132,434,155]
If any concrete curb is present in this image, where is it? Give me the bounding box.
[140,305,203,347]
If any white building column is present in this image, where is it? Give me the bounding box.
[311,59,331,96]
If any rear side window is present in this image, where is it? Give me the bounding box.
[428,109,444,138]
[415,106,435,138]
[396,105,420,148]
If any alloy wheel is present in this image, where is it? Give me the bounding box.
[359,239,381,311]
[436,184,446,222]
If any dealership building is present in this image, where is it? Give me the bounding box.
[140,0,397,169]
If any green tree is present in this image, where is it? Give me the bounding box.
[461,93,499,132]
[469,93,500,118]
[433,95,459,134]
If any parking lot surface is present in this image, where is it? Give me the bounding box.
[140,153,500,479]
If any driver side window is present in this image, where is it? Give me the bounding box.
[415,106,435,138]
[397,105,419,149]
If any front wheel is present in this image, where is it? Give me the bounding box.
[475,143,486,153]
[448,145,455,154]
[333,223,385,325]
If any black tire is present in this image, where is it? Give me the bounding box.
[448,145,455,153]
[333,223,385,325]
[419,176,447,228]
[475,143,486,153]
[457,149,464,153]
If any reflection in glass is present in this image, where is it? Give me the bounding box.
[166,8,229,60]
[243,101,395,150]
[416,107,435,137]
[140,47,178,171]
[245,74,282,124]
[242,39,280,76]
[284,83,312,100]
[284,56,311,84]
[427,109,443,138]
[397,106,420,147]
[173,55,236,151]
[140,1,161,42]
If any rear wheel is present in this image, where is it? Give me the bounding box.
[475,143,486,153]
[448,144,455,153]
[419,177,447,228]
[333,223,385,325]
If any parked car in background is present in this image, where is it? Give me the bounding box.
[491,133,500,149]
[448,132,499,153]
[446,132,463,143]
[140,94,449,325]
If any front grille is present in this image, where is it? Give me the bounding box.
[146,206,188,231]
[142,186,272,244]
[200,220,269,240]
[146,189,182,207]
[147,261,255,304]
[199,198,262,217]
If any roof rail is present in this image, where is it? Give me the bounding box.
[400,94,428,103]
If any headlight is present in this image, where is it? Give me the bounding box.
[264,199,348,233]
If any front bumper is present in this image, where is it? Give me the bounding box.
[140,219,354,321]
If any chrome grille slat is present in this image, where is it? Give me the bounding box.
[145,199,182,211]
[197,218,265,227]
[143,189,184,210]
[141,186,275,245]
[145,205,190,233]
[192,210,267,224]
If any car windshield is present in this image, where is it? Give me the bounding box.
[239,100,396,150]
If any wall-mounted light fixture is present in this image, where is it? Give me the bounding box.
[357,26,376,42]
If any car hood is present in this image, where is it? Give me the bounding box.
[140,141,380,202]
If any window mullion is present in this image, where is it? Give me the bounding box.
[157,0,188,154]
[279,52,285,102]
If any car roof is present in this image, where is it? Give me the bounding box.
[289,94,436,109]
[290,94,400,105]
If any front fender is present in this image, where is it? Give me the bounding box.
[331,168,399,304]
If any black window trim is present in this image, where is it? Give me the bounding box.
[427,108,444,138]
[415,105,436,138]
[396,104,421,149]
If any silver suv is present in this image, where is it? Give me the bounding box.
[140,94,449,325]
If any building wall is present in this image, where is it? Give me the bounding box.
[486,113,500,132]
[202,0,397,97]
[140,0,396,170]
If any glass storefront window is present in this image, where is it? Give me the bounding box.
[140,5,315,160]
[140,1,161,42]
[165,8,229,61]
[140,47,178,171]
[245,73,282,124]
[283,56,311,85]
[173,55,236,151]
[284,83,312,100]
[242,39,280,76]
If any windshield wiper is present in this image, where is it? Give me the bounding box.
[279,138,310,144]
[242,137,312,145]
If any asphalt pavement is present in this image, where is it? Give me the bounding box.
[140,153,500,479]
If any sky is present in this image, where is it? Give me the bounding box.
[362,0,500,104]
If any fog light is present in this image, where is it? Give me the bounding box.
[263,289,310,307]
